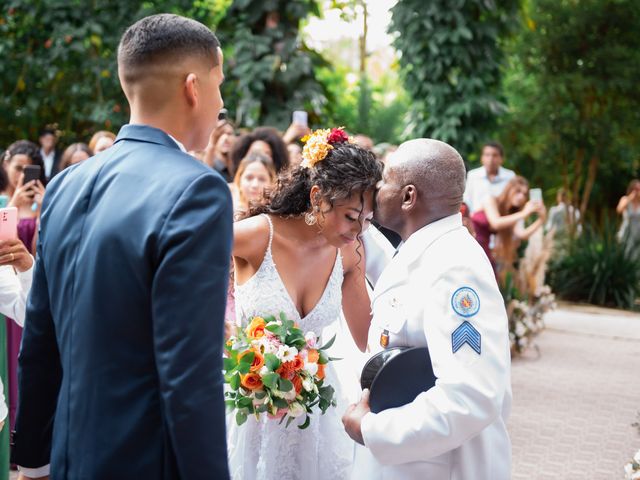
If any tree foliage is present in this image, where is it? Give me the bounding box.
[0,0,224,146]
[500,0,640,216]
[217,0,329,130]
[389,0,519,160]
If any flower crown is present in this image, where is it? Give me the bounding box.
[300,127,352,169]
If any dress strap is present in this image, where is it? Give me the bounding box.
[261,214,274,252]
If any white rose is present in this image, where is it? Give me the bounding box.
[302,377,314,392]
[304,362,318,376]
[284,389,297,401]
[259,366,269,376]
[288,402,305,418]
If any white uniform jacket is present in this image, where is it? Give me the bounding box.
[357,213,512,480]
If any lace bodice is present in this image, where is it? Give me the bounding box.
[228,214,353,480]
[235,214,344,335]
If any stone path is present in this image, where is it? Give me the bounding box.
[510,304,640,479]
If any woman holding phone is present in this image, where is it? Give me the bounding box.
[1,140,46,437]
[471,175,546,278]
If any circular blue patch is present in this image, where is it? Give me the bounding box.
[451,287,480,318]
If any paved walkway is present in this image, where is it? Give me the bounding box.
[510,304,640,479]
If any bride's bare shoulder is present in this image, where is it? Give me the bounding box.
[340,237,365,274]
[233,214,270,260]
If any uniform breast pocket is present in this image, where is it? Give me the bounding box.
[372,291,409,347]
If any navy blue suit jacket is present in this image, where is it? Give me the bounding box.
[12,125,233,479]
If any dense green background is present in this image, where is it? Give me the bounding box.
[1,0,639,214]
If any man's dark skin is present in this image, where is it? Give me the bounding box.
[342,138,466,445]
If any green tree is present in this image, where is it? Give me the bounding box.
[389,0,519,160]
[0,0,225,146]
[217,0,328,130]
[500,0,640,217]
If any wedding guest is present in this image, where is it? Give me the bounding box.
[282,120,311,146]
[0,238,34,326]
[287,142,303,168]
[204,118,236,181]
[59,142,92,170]
[38,127,62,180]
[471,175,546,277]
[1,140,45,439]
[230,126,289,173]
[464,141,515,214]
[546,188,581,236]
[88,130,116,153]
[230,153,276,213]
[353,134,374,152]
[616,179,640,255]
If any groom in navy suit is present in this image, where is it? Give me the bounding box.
[12,14,232,479]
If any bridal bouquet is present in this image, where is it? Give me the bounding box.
[224,313,337,429]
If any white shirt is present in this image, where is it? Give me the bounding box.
[40,149,56,179]
[464,166,515,213]
[357,214,512,480]
[0,264,32,456]
[0,264,33,326]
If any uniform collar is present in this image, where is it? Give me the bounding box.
[374,214,463,298]
[114,124,186,151]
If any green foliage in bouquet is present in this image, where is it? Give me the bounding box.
[224,313,337,429]
[548,218,640,310]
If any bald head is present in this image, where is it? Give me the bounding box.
[389,138,466,205]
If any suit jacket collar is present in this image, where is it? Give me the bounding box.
[373,213,463,298]
[115,124,184,151]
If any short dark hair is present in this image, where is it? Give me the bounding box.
[39,127,56,138]
[481,141,504,157]
[118,14,220,81]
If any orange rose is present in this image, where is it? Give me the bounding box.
[277,361,296,380]
[245,317,266,339]
[307,349,320,363]
[238,348,265,373]
[241,373,263,390]
[292,375,303,394]
[316,363,326,380]
[291,355,304,371]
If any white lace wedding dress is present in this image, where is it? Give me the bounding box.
[227,215,354,480]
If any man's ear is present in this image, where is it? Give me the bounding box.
[184,73,198,108]
[401,184,417,211]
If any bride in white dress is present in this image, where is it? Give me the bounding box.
[228,131,382,480]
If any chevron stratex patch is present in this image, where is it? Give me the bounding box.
[451,321,481,355]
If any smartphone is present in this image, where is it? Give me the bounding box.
[0,207,18,241]
[218,108,228,121]
[529,188,542,202]
[23,165,42,185]
[292,110,308,127]
[0,195,8,209]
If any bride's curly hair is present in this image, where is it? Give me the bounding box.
[252,142,383,218]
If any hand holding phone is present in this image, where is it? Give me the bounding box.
[292,110,308,127]
[23,165,42,185]
[0,207,18,241]
[529,188,542,202]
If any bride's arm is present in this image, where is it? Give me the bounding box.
[341,240,372,352]
[232,215,270,265]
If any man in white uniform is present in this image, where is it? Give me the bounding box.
[343,139,512,480]
[464,141,515,213]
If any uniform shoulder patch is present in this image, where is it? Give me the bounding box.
[451,286,480,318]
